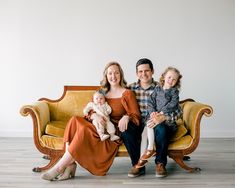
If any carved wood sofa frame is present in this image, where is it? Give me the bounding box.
[20,86,213,173]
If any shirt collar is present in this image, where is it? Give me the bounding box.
[136,79,158,90]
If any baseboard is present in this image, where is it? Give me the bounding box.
[0,131,33,137]
[201,131,235,138]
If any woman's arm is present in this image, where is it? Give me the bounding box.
[118,90,141,132]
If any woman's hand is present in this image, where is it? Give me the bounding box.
[147,112,166,128]
[91,113,106,126]
[118,115,130,132]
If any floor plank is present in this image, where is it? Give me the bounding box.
[0,138,235,188]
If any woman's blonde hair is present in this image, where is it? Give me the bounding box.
[100,61,127,93]
[159,66,182,89]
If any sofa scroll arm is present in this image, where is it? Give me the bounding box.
[20,101,50,138]
[168,101,213,172]
[20,102,59,170]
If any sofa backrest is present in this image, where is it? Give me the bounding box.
[40,86,100,122]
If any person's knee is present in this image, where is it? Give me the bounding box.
[154,123,167,139]
[155,123,166,132]
[120,129,129,139]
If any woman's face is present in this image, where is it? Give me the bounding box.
[106,65,121,86]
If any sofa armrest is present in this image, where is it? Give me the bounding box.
[20,101,50,138]
[182,101,213,139]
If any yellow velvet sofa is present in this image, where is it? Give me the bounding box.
[20,86,213,172]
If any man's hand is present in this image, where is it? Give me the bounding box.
[118,115,130,132]
[147,112,166,128]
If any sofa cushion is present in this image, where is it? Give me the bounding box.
[168,135,193,150]
[170,119,188,142]
[45,121,67,137]
[41,135,64,150]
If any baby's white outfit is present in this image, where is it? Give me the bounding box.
[83,102,120,141]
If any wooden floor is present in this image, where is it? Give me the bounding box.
[0,138,235,188]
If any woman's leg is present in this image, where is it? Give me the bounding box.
[41,151,75,181]
[42,116,78,181]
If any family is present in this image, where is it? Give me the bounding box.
[41,58,183,181]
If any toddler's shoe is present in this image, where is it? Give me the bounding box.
[135,159,148,168]
[141,149,156,160]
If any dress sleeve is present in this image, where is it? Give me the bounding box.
[122,90,141,126]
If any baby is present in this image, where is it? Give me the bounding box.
[83,91,120,141]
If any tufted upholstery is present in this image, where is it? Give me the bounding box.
[20,86,213,172]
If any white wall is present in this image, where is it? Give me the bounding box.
[0,0,234,137]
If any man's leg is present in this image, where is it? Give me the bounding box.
[120,122,145,177]
[120,121,141,166]
[154,122,173,177]
[154,122,169,165]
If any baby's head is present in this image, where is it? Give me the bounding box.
[160,67,182,89]
[93,91,106,105]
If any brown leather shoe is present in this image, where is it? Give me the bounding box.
[155,163,167,177]
[128,166,145,178]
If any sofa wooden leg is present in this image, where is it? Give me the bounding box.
[183,155,190,161]
[32,155,61,172]
[172,156,201,172]
[42,155,51,160]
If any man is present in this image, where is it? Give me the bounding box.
[128,58,181,178]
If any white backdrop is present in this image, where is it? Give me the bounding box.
[0,0,234,137]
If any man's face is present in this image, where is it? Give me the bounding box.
[136,64,154,85]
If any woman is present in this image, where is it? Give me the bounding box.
[41,62,141,181]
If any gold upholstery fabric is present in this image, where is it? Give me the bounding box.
[41,135,63,150]
[44,117,188,151]
[168,135,193,150]
[45,120,67,137]
[48,90,95,121]
[170,124,188,142]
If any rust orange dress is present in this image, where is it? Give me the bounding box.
[63,89,140,176]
